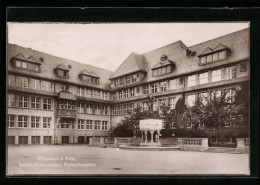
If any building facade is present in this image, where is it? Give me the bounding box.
[7,28,250,145]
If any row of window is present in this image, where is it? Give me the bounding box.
[200,50,226,64]
[8,94,52,110]
[8,115,51,128]
[112,64,246,100]
[112,72,140,87]
[14,59,40,72]
[152,65,172,76]
[77,120,108,130]
[77,103,108,115]
[77,87,109,100]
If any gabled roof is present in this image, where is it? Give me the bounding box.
[198,43,229,57]
[151,55,174,70]
[110,52,146,79]
[79,69,99,78]
[55,63,70,71]
[13,53,26,60]
[27,56,42,64]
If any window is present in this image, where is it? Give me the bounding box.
[94,90,100,99]
[86,104,93,114]
[212,69,222,82]
[43,98,52,110]
[143,85,149,94]
[142,101,149,111]
[112,106,117,115]
[131,74,137,83]
[8,75,16,86]
[187,94,196,107]
[123,105,128,114]
[57,69,68,78]
[31,116,40,128]
[206,54,213,63]
[60,121,70,129]
[153,100,158,111]
[31,97,40,109]
[78,119,85,129]
[15,60,28,69]
[169,79,177,90]
[200,56,206,64]
[129,103,134,113]
[187,75,196,87]
[103,92,108,100]
[124,89,129,98]
[18,115,28,128]
[119,91,123,99]
[78,103,85,113]
[95,120,101,130]
[8,94,15,107]
[16,76,28,88]
[151,83,157,93]
[86,120,93,129]
[179,77,184,85]
[19,96,29,108]
[60,101,74,110]
[120,78,124,85]
[41,80,52,92]
[169,97,176,109]
[8,115,15,128]
[28,63,40,72]
[77,87,85,96]
[130,88,135,97]
[103,106,108,115]
[225,66,236,80]
[199,72,208,84]
[115,79,119,87]
[160,81,167,92]
[118,106,122,115]
[225,88,236,103]
[43,117,51,128]
[95,105,101,114]
[126,76,130,84]
[210,90,221,100]
[86,89,92,98]
[219,50,226,60]
[30,78,41,90]
[102,121,108,130]
[199,92,208,105]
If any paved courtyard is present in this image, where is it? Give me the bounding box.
[7,145,250,175]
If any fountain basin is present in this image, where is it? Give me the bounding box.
[119,145,181,151]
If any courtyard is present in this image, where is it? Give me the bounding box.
[7,145,250,175]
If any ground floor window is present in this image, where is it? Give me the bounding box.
[60,121,70,128]
[31,136,40,144]
[95,120,101,130]
[78,136,85,144]
[31,117,40,128]
[62,136,69,144]
[19,136,28,144]
[44,136,52,144]
[86,120,93,129]
[8,136,15,144]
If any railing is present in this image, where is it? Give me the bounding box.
[57,109,76,119]
[182,138,202,145]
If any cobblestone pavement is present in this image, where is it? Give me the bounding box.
[7,145,250,175]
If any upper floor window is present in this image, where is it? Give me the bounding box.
[95,120,101,130]
[95,105,101,115]
[126,76,131,84]
[103,106,108,115]
[19,95,29,108]
[41,80,52,92]
[8,75,16,86]
[60,121,70,129]
[151,83,158,93]
[160,81,167,92]
[225,66,237,80]
[115,79,119,87]
[198,44,229,65]
[30,78,41,90]
[199,72,208,84]
[86,120,93,129]
[118,105,123,115]
[198,92,208,105]
[102,121,108,130]
[43,117,51,128]
[169,79,177,90]
[54,64,69,78]
[18,115,28,128]
[143,85,149,94]
[124,89,129,98]
[112,106,117,115]
[186,94,196,107]
[212,69,222,82]
[16,76,28,88]
[86,89,92,98]
[151,55,175,76]
[210,90,221,100]
[119,91,123,99]
[78,103,85,113]
[187,75,196,87]
[31,116,40,128]
[169,97,176,109]
[31,97,40,109]
[130,88,135,97]
[8,94,15,107]
[86,104,93,114]
[225,88,236,103]
[77,87,85,96]
[78,119,85,129]
[142,101,149,111]
[129,103,134,113]
[43,98,52,110]
[8,115,15,128]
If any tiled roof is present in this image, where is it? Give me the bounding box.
[79,69,99,77]
[13,53,26,60]
[59,91,77,101]
[7,44,113,90]
[110,52,146,79]
[55,63,70,71]
[198,43,229,57]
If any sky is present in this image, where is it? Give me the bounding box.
[7,22,249,71]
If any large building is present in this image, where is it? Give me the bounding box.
[7,28,250,145]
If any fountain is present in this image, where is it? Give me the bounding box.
[119,119,180,151]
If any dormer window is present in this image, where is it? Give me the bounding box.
[54,64,70,78]
[79,70,99,84]
[11,54,41,72]
[151,55,175,76]
[198,44,230,65]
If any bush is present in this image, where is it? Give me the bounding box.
[111,124,134,137]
